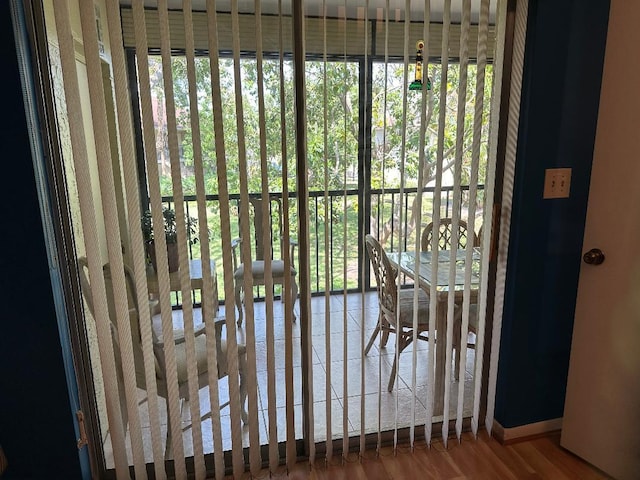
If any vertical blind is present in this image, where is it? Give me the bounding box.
[46,0,513,477]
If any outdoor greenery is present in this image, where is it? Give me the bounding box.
[140,206,200,245]
[144,49,493,298]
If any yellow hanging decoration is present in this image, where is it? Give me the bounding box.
[410,40,431,91]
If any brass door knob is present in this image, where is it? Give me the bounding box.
[583,248,605,265]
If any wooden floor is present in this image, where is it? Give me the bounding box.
[230,431,611,479]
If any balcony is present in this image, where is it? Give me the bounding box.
[159,184,484,305]
[101,185,482,465]
[103,291,477,464]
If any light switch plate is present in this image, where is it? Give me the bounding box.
[543,168,571,199]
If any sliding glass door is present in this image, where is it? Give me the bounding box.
[38,0,506,477]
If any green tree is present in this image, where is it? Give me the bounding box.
[147,52,492,280]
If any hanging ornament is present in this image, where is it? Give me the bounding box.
[409,40,431,91]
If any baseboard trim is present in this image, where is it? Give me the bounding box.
[492,418,563,444]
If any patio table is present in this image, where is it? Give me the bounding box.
[386,248,480,416]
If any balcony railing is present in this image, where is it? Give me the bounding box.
[158,184,483,304]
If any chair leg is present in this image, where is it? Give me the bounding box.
[118,381,129,436]
[239,352,248,424]
[454,328,462,382]
[453,308,463,381]
[388,334,410,392]
[235,281,243,327]
[388,355,398,392]
[364,312,385,355]
[291,276,298,322]
[164,404,174,460]
[364,325,380,355]
[165,427,172,460]
[381,324,390,348]
[164,398,188,459]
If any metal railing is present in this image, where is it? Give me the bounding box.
[158,184,484,302]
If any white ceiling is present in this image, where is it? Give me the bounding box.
[119,1,497,23]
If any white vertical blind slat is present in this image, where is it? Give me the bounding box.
[264,0,288,471]
[103,0,166,473]
[262,1,283,471]
[485,0,528,436]
[252,0,272,474]
[358,0,370,457]
[419,0,434,444]
[405,0,421,451]
[376,0,390,453]
[427,0,452,447]
[203,1,235,477]
[466,0,490,438]
[441,0,458,446]
[449,0,472,442]
[52,2,130,475]
[456,0,481,439]
[158,0,207,471]
[281,1,297,470]
[229,2,254,476]
[132,0,186,468]
[321,0,334,463]
[392,0,411,452]
[412,0,432,446]
[339,3,351,460]
[296,0,315,467]
[434,0,464,445]
[132,0,182,471]
[157,2,199,473]
[252,0,276,475]
[181,1,220,477]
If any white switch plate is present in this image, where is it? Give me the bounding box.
[543,168,571,199]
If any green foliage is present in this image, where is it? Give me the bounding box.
[149,54,492,198]
[141,207,200,245]
[145,52,494,296]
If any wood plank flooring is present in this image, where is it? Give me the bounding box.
[229,431,612,479]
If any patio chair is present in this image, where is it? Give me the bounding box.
[364,234,432,392]
[421,219,479,380]
[232,196,298,326]
[77,257,247,457]
[420,218,478,252]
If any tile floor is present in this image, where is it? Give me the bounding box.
[103,291,477,466]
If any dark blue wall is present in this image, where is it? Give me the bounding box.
[0,3,83,478]
[495,0,610,428]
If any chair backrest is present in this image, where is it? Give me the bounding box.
[365,234,398,320]
[421,218,478,251]
[249,196,284,261]
[77,257,164,394]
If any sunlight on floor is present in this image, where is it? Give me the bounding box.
[103,291,477,466]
